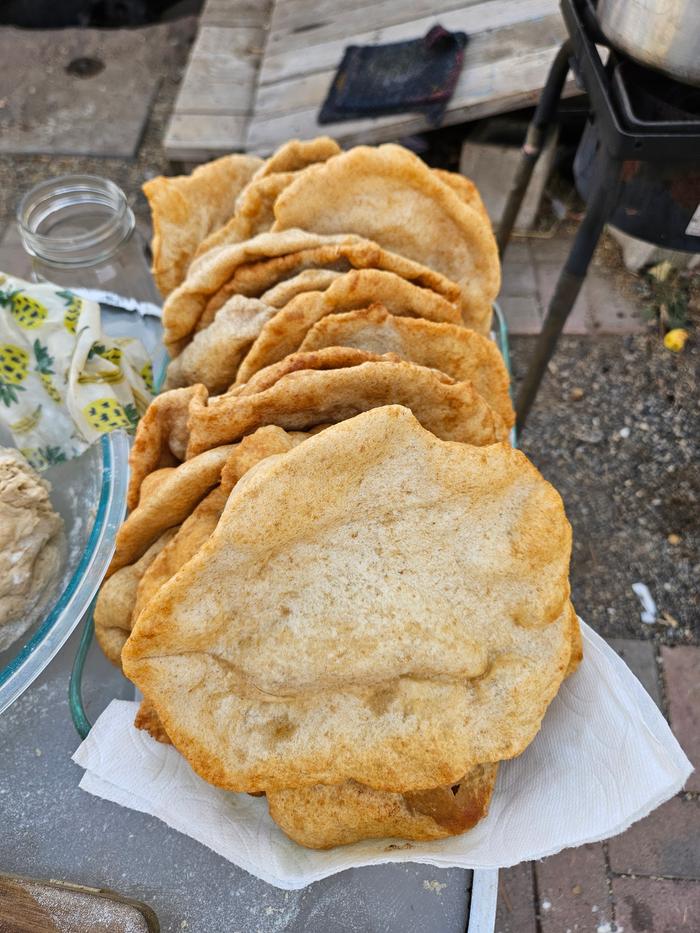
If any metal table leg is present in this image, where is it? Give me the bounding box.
[496,40,573,259]
[515,150,623,431]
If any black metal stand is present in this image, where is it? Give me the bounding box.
[499,0,700,432]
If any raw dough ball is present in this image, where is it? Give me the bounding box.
[0,447,64,652]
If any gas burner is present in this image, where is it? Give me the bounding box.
[498,0,700,429]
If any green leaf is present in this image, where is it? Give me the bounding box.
[56,289,77,306]
[87,342,108,360]
[123,402,140,430]
[0,381,25,406]
[33,339,55,375]
[38,445,67,465]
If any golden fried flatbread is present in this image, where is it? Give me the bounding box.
[131,486,229,630]
[94,528,177,667]
[259,269,342,307]
[162,231,360,354]
[231,348,390,398]
[199,239,461,332]
[134,699,171,744]
[186,358,507,456]
[267,763,499,849]
[130,427,312,744]
[272,145,499,333]
[164,296,277,393]
[112,444,235,576]
[123,405,574,793]
[126,384,207,511]
[433,168,490,224]
[298,305,514,427]
[192,172,297,258]
[256,136,342,176]
[191,138,343,261]
[143,154,262,297]
[234,268,462,385]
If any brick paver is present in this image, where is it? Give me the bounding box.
[495,863,536,933]
[608,796,700,879]
[536,843,612,932]
[533,261,592,335]
[613,877,700,932]
[661,646,700,792]
[607,639,662,710]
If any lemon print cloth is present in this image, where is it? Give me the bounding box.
[0,273,153,470]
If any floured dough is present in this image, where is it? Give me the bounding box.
[0,447,64,652]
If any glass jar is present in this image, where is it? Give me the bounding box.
[17,175,160,309]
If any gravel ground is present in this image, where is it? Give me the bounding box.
[1,20,697,649]
[512,333,699,645]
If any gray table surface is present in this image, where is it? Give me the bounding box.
[0,626,472,932]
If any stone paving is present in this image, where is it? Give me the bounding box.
[0,17,697,933]
[496,644,699,932]
[500,232,647,337]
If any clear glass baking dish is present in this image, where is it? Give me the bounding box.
[0,430,129,714]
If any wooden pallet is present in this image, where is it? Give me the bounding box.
[165,0,572,161]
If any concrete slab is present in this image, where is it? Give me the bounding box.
[460,130,558,231]
[0,21,195,157]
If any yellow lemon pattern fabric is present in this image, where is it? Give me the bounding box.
[0,273,154,469]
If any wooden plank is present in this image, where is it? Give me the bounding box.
[173,26,265,114]
[254,13,565,118]
[200,0,273,28]
[258,0,558,85]
[247,46,578,154]
[165,113,250,161]
[266,0,501,57]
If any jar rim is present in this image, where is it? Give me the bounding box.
[17,174,134,265]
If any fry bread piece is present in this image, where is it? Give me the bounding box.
[191,138,342,261]
[192,172,297,258]
[186,358,507,456]
[164,296,277,393]
[299,305,514,427]
[433,168,490,224]
[260,269,341,307]
[126,384,207,511]
[162,231,360,353]
[130,427,312,744]
[272,145,500,332]
[134,699,171,744]
[219,424,312,493]
[143,154,261,297]
[234,268,462,384]
[95,528,177,667]
[267,763,499,848]
[123,406,573,793]
[256,136,342,176]
[112,444,235,576]
[232,348,391,398]
[200,239,461,332]
[131,486,229,626]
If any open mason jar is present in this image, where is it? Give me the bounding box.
[17,175,160,309]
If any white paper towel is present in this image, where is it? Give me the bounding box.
[73,622,692,890]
